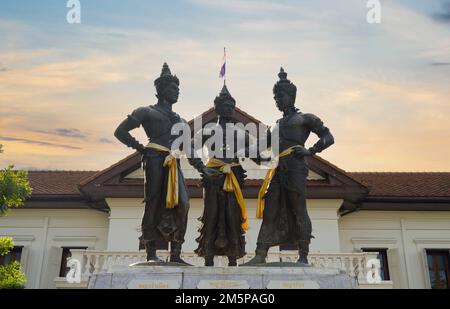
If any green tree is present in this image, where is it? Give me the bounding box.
[0,144,32,289]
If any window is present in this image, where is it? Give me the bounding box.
[426,250,450,289]
[59,247,87,277]
[0,246,23,266]
[362,248,390,281]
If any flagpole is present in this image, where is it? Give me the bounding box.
[224,47,226,86]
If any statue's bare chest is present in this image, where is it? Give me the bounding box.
[278,113,311,144]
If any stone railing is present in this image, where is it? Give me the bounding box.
[56,249,393,289]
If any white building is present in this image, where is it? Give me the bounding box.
[1,108,449,289]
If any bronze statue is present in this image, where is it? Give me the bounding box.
[189,85,249,267]
[244,68,335,266]
[114,63,218,264]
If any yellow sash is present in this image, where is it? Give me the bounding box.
[256,145,305,219]
[146,143,180,209]
[206,158,248,232]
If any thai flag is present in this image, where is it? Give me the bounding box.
[219,48,226,79]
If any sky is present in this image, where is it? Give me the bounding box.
[0,0,449,172]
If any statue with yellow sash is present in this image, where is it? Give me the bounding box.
[189,85,252,267]
[114,63,219,264]
[243,68,335,266]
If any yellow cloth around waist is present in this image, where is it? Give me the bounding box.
[146,143,180,209]
[256,145,305,219]
[206,158,248,232]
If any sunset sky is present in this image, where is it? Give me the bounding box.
[0,0,449,172]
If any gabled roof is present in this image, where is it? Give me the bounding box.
[77,153,368,203]
[27,171,450,200]
[349,172,450,201]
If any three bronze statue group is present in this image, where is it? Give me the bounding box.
[114,63,334,267]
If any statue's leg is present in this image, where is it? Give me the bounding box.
[241,243,269,266]
[205,256,214,267]
[287,189,312,265]
[297,240,310,265]
[169,242,192,266]
[142,156,164,263]
[144,241,163,262]
[228,256,237,267]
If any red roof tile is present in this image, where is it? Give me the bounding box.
[348,172,450,198]
[28,171,98,196]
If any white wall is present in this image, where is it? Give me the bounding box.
[0,209,109,289]
[339,211,450,289]
[105,197,343,254]
[3,203,450,289]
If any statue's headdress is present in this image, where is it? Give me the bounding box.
[273,67,297,102]
[154,63,180,98]
[214,85,236,107]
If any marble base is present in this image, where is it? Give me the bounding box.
[88,264,358,289]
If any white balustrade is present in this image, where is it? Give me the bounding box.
[67,249,386,285]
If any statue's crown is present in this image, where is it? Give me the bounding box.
[154,62,179,89]
[215,84,236,106]
[274,66,298,100]
[277,67,291,84]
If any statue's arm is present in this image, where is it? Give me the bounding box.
[114,108,147,153]
[187,127,207,172]
[305,114,335,155]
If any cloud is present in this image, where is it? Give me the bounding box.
[0,62,8,72]
[431,62,450,66]
[34,128,88,139]
[1,2,450,171]
[54,128,88,138]
[0,136,82,150]
[98,138,115,144]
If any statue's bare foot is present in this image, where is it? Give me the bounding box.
[228,257,237,267]
[170,256,193,266]
[205,256,214,267]
[146,256,164,263]
[296,257,309,267]
[241,255,266,266]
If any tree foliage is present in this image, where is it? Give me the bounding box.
[0,167,33,216]
[0,238,14,257]
[0,261,27,289]
[0,144,30,288]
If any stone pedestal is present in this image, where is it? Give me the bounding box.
[88,264,358,289]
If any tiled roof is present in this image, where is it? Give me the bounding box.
[24,170,450,199]
[27,171,98,196]
[348,172,450,198]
